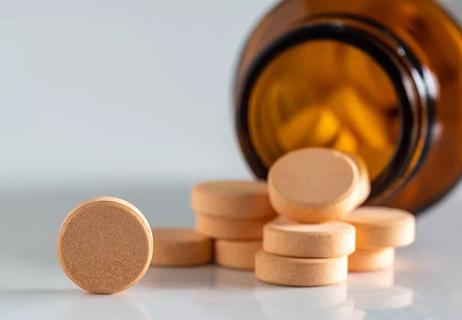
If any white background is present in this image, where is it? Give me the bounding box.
[0,0,459,186]
[0,1,461,319]
[0,0,280,187]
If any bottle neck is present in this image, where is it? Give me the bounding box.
[239,14,436,203]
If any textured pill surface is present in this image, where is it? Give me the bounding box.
[342,207,415,249]
[263,217,356,258]
[255,250,348,287]
[57,197,153,294]
[151,228,212,267]
[268,148,361,223]
[215,240,262,270]
[192,180,276,219]
[348,248,395,272]
[195,212,270,240]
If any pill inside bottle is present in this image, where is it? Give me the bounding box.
[248,41,399,183]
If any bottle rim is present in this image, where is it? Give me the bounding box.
[235,14,435,207]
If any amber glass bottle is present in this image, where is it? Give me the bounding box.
[234,0,462,213]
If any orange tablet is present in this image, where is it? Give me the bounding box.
[151,228,212,267]
[58,197,153,294]
[268,148,362,223]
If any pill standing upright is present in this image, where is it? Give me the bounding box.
[57,197,153,294]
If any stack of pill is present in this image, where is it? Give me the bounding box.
[343,207,415,271]
[255,148,364,286]
[254,148,415,286]
[191,181,277,270]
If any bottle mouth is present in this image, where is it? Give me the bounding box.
[236,14,435,204]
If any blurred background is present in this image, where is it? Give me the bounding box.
[0,0,459,186]
[0,0,280,188]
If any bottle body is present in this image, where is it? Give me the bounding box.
[234,0,462,213]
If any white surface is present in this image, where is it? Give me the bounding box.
[1,180,462,320]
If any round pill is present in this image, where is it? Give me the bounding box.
[255,250,348,287]
[150,228,212,267]
[268,148,361,223]
[57,197,153,294]
[195,213,270,240]
[192,180,276,219]
[215,240,262,270]
[348,248,395,272]
[342,207,415,249]
[263,217,356,258]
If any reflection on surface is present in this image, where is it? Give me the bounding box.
[349,268,414,312]
[254,282,348,308]
[0,265,420,319]
[195,268,264,319]
[65,294,151,320]
[212,266,259,289]
[348,268,395,290]
[195,288,265,320]
[353,286,414,311]
[1,180,460,319]
[140,265,215,289]
[254,283,356,320]
[138,265,417,319]
[141,264,260,290]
